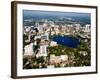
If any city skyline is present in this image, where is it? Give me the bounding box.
[23,10,90,18]
[23,10,91,26]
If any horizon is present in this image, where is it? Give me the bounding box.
[23,10,91,18]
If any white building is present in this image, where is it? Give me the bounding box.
[54,25,60,35]
[24,43,34,56]
[85,24,91,32]
[43,32,49,40]
[50,41,58,46]
[62,25,66,31]
[49,21,54,26]
[49,54,68,64]
[43,23,47,28]
[82,24,91,32]
[74,24,81,31]
[35,22,43,33]
[40,45,48,56]
[36,45,48,58]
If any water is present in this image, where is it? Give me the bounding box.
[53,35,80,48]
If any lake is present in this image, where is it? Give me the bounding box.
[53,35,80,48]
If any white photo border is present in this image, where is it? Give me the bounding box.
[16,2,97,77]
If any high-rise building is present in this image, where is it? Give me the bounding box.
[84,24,91,32]
[74,24,81,31]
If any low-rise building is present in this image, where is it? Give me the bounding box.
[50,41,58,46]
[49,54,68,65]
